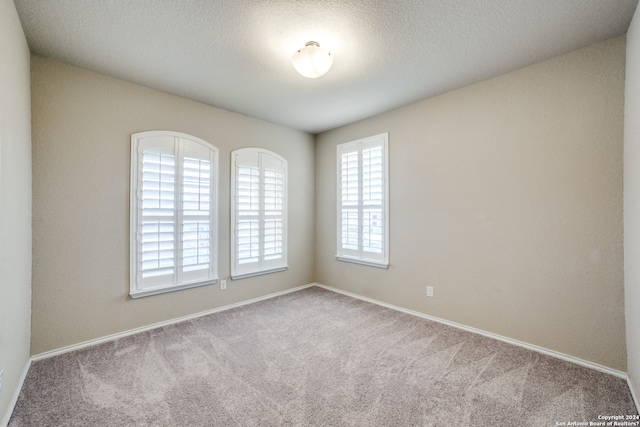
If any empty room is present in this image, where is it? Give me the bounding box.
[2,0,640,425]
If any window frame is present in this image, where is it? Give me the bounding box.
[130,130,219,298]
[336,132,389,269]
[231,147,288,280]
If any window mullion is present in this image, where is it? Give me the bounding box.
[357,142,364,259]
[174,137,184,286]
[136,144,144,286]
[233,162,239,270]
[258,153,265,269]
[207,150,215,278]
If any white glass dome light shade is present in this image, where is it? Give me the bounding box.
[291,41,333,78]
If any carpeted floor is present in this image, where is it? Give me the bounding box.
[9,286,638,426]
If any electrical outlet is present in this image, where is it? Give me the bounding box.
[426,286,434,298]
[0,369,4,394]
[220,280,227,290]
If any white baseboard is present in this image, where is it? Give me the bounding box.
[1,358,31,427]
[32,283,316,361]
[629,375,640,414]
[315,283,628,380]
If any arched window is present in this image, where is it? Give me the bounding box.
[231,148,288,279]
[130,131,218,297]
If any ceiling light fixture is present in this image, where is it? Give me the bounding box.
[291,41,333,78]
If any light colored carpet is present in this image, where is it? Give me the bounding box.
[9,286,638,426]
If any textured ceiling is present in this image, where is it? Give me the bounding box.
[13,0,640,134]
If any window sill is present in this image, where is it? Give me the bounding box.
[336,256,389,269]
[130,278,218,299]
[231,266,288,280]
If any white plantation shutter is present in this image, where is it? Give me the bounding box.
[131,131,218,298]
[262,155,285,263]
[180,142,215,283]
[337,133,389,268]
[339,144,360,256]
[362,143,384,255]
[232,148,287,279]
[236,157,260,266]
[140,147,175,283]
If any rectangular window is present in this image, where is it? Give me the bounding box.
[130,131,218,298]
[231,148,287,279]
[336,133,389,268]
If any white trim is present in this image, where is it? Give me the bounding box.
[315,283,628,380]
[231,266,288,281]
[1,358,31,427]
[31,283,315,362]
[335,256,389,269]
[129,278,218,299]
[629,376,640,413]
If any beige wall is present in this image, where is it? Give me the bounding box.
[625,5,640,403]
[0,0,32,423]
[316,37,626,370]
[30,56,315,355]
